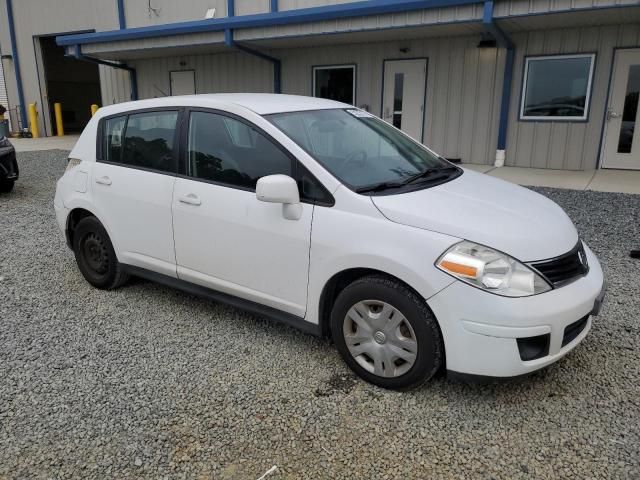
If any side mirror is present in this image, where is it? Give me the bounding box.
[256,174,302,220]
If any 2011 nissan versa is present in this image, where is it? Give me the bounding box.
[54,94,605,389]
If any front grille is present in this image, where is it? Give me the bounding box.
[562,315,589,347]
[529,241,589,287]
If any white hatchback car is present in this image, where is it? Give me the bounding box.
[54,94,605,389]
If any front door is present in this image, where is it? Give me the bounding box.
[382,59,427,142]
[170,70,196,96]
[172,110,313,317]
[602,49,640,169]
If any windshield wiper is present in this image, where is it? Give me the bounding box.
[402,165,459,186]
[355,181,405,194]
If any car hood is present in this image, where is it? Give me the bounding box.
[371,168,578,262]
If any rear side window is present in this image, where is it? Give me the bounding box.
[103,116,126,163]
[187,111,292,190]
[102,111,178,174]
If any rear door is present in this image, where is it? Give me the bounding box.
[172,110,313,316]
[92,109,180,277]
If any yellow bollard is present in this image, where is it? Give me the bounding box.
[91,104,99,116]
[28,103,39,138]
[54,103,64,137]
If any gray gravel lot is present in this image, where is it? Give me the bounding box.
[0,150,639,479]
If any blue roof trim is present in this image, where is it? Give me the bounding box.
[56,0,481,46]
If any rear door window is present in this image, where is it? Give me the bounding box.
[102,111,179,173]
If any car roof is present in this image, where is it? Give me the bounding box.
[95,93,350,117]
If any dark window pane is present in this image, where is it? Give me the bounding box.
[122,111,178,172]
[314,67,354,105]
[522,56,593,119]
[393,73,404,129]
[297,163,333,205]
[188,112,292,190]
[103,116,126,162]
[617,64,640,154]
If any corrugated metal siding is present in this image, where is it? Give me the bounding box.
[276,35,502,164]
[98,65,132,105]
[0,59,10,130]
[131,51,273,99]
[124,0,228,27]
[505,24,640,170]
[494,0,639,17]
[235,5,484,41]
[236,0,270,16]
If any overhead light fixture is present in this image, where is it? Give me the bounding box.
[477,33,497,48]
[205,8,216,19]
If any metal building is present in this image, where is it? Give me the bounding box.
[1,0,639,171]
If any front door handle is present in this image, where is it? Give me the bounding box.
[179,193,201,206]
[95,176,112,186]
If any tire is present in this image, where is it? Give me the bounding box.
[72,216,129,290]
[0,180,14,193]
[330,275,443,390]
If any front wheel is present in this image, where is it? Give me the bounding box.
[330,275,444,390]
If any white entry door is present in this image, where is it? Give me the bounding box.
[602,49,640,169]
[382,59,427,141]
[170,70,196,96]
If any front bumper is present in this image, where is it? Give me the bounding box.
[427,243,605,378]
[0,146,18,182]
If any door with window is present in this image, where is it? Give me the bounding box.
[93,110,179,277]
[172,111,313,317]
[382,59,427,142]
[602,49,640,170]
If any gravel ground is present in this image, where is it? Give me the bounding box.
[0,151,639,480]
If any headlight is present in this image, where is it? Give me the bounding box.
[436,241,551,297]
[65,158,82,172]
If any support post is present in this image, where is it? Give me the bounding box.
[54,102,64,136]
[28,103,39,138]
[6,0,27,128]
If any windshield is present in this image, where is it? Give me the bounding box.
[267,108,458,192]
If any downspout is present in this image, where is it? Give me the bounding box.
[5,0,27,130]
[70,45,138,100]
[224,0,282,93]
[115,0,138,100]
[483,0,514,167]
[270,0,278,12]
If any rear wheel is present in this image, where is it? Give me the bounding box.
[330,275,443,390]
[0,180,14,193]
[72,216,128,289]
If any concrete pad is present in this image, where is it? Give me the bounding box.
[587,169,640,194]
[10,135,79,152]
[487,166,595,190]
[461,163,494,173]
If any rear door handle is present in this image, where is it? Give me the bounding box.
[179,193,201,206]
[95,176,112,186]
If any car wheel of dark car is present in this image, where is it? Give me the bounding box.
[0,180,14,193]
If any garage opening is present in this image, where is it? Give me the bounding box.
[39,35,101,134]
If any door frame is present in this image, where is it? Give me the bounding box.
[598,45,640,170]
[32,29,96,137]
[380,57,429,143]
